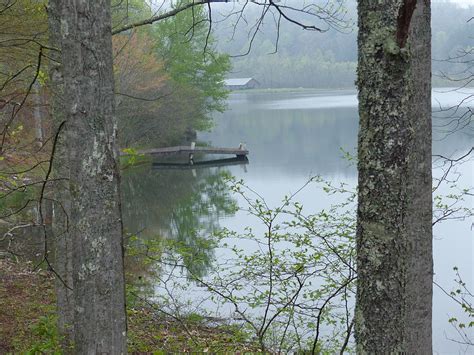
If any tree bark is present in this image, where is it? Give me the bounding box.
[33,82,43,148]
[355,0,432,353]
[55,1,127,353]
[47,1,75,349]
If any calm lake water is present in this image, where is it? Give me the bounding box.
[123,89,473,353]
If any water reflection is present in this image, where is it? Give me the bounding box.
[202,105,358,176]
[256,88,474,111]
[122,162,237,277]
[200,90,473,177]
[152,156,248,170]
[124,90,473,353]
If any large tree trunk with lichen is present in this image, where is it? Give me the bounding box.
[355,0,432,352]
[47,1,75,349]
[55,0,127,353]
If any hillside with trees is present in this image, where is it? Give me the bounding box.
[114,1,230,148]
[213,1,473,88]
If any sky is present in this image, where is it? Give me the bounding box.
[435,0,474,6]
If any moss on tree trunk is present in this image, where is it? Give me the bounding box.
[355,0,432,352]
[53,0,127,353]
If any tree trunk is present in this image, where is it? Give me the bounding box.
[47,1,75,349]
[33,82,43,148]
[56,1,127,353]
[355,0,432,353]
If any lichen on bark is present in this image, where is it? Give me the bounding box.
[52,0,127,353]
[355,0,432,352]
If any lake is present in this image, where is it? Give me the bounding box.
[122,89,473,353]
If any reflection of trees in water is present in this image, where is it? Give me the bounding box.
[121,162,237,277]
[432,103,474,149]
[205,104,359,176]
[203,96,473,176]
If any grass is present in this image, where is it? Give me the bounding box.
[128,307,258,353]
[0,258,260,354]
[0,259,56,354]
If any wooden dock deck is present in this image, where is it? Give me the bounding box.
[123,142,249,159]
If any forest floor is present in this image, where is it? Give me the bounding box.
[0,258,55,354]
[0,258,259,354]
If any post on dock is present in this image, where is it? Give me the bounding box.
[236,143,247,158]
[189,141,196,163]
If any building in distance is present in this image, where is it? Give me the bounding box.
[224,78,260,90]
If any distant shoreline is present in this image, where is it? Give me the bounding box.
[229,86,474,94]
[228,87,356,94]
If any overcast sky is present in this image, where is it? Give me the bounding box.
[435,0,473,6]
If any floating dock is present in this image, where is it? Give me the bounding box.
[152,156,248,170]
[123,142,249,161]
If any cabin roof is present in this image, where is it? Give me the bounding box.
[224,78,257,86]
